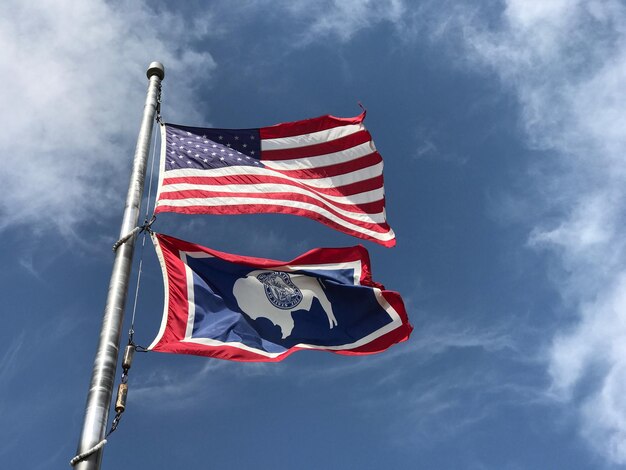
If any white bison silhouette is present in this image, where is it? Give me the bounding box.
[233,270,338,339]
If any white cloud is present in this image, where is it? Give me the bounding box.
[303,314,518,381]
[454,0,626,464]
[0,332,25,386]
[0,0,215,235]
[270,0,407,45]
[130,358,278,411]
[295,314,531,447]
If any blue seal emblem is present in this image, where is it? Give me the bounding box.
[257,271,303,310]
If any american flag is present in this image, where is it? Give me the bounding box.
[154,113,396,247]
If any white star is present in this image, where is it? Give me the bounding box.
[195,154,199,157]
[250,136,255,140]
[195,144,200,148]
[187,132,192,136]
[202,134,207,138]
[212,144,217,148]
[187,150,191,153]
[254,161,259,165]
[178,155,183,159]
[203,159,208,163]
[243,143,247,148]
[229,153,233,157]
[251,150,255,155]
[211,152,217,156]
[187,161,192,165]
[237,157,242,161]
[196,136,200,139]
[219,136,223,140]
[170,150,175,154]
[204,148,208,152]
[220,157,225,161]
[220,149,225,152]
[235,136,239,140]
[226,143,231,147]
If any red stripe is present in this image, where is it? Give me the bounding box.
[162,173,384,198]
[153,236,191,347]
[271,152,382,179]
[158,233,368,272]
[159,189,386,222]
[259,113,365,139]
[261,130,372,160]
[156,198,392,233]
[155,203,394,243]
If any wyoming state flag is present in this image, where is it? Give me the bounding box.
[149,233,411,362]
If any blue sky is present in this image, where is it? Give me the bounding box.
[1,0,626,468]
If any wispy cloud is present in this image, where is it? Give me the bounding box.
[130,356,279,411]
[0,0,214,235]
[287,314,533,448]
[203,0,409,48]
[339,321,544,451]
[0,317,83,463]
[299,312,519,380]
[130,360,228,411]
[449,0,626,464]
[281,0,407,45]
[131,314,522,444]
[0,332,26,386]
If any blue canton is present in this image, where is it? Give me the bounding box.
[165,124,263,171]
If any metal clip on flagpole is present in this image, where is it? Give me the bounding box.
[112,215,156,252]
[72,62,164,469]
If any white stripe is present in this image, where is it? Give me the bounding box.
[261,123,364,150]
[181,252,197,340]
[156,197,395,241]
[158,192,386,224]
[262,141,376,171]
[147,233,172,351]
[162,162,383,190]
[159,182,385,210]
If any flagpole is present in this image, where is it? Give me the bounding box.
[73,61,164,470]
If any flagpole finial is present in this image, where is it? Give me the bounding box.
[147,61,165,80]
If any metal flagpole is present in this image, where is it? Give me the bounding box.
[73,62,164,470]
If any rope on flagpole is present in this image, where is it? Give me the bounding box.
[112,121,159,254]
[70,440,108,466]
[128,122,160,342]
[111,215,155,252]
[155,80,163,124]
